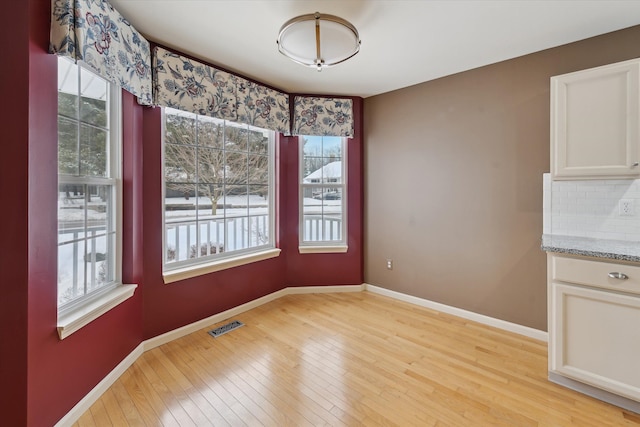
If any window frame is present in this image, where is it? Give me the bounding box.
[298,135,348,253]
[56,58,136,339]
[161,108,280,283]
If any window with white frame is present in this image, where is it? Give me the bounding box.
[57,57,122,310]
[163,108,275,273]
[299,136,347,250]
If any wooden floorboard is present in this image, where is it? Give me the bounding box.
[74,291,640,426]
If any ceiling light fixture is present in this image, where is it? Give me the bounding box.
[277,12,361,72]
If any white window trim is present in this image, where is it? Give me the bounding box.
[299,136,348,252]
[161,109,277,277]
[57,60,137,338]
[299,245,348,254]
[57,284,137,339]
[163,248,281,284]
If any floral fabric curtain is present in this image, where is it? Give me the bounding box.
[236,77,290,135]
[154,47,290,134]
[50,0,153,105]
[293,96,354,137]
[153,46,237,121]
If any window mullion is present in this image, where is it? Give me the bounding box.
[59,175,115,186]
[245,129,250,248]
[195,114,200,256]
[83,183,89,297]
[320,138,324,240]
[75,66,82,177]
[222,121,228,253]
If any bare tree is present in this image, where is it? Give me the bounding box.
[164,110,269,215]
[58,91,108,177]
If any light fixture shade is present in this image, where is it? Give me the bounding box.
[277,12,360,71]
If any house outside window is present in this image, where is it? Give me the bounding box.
[299,135,347,252]
[162,108,276,279]
[57,57,122,311]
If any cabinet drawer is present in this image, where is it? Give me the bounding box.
[550,255,640,295]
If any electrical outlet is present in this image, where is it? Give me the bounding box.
[619,199,635,216]
[386,259,393,270]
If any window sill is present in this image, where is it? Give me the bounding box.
[163,248,282,284]
[299,245,348,254]
[57,284,138,340]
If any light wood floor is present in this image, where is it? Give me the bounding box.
[74,292,640,426]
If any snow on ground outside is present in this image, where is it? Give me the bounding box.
[58,196,343,303]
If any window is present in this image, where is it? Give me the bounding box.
[57,57,122,311]
[299,136,347,252]
[163,108,276,279]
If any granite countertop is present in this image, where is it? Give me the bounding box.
[541,234,640,263]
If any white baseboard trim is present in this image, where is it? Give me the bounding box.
[286,284,364,294]
[143,288,288,351]
[143,284,363,351]
[364,283,548,342]
[55,343,144,427]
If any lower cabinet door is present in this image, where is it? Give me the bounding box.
[549,282,640,402]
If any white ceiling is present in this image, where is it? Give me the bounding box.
[110,0,640,98]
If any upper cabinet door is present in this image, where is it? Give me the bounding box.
[551,59,640,180]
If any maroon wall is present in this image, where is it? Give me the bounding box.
[283,98,364,286]
[0,1,31,425]
[23,6,145,423]
[4,2,363,423]
[2,3,144,426]
[122,92,146,286]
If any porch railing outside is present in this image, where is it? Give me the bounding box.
[57,225,110,305]
[164,213,270,262]
[164,213,342,263]
[301,215,342,242]
[58,214,343,294]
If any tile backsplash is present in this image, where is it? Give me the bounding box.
[543,173,640,241]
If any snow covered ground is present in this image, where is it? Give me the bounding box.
[58,195,343,304]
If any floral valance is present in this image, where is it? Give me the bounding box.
[293,96,354,137]
[50,0,153,105]
[153,46,237,121]
[154,47,290,134]
[236,78,290,135]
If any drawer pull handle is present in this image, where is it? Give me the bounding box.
[608,272,629,280]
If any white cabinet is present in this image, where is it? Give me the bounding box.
[548,254,640,402]
[551,58,640,179]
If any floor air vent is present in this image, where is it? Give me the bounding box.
[208,320,244,338]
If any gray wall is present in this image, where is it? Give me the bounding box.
[364,25,640,331]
